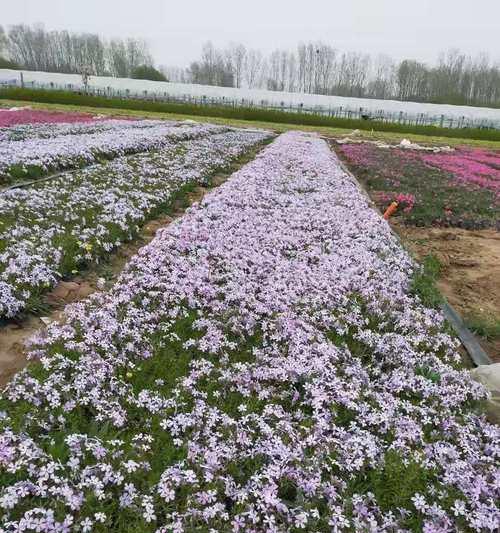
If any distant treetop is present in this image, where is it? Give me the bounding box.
[131,65,168,82]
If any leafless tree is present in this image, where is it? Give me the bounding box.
[4,24,499,106]
[245,49,264,88]
[367,54,396,99]
[0,25,8,58]
[189,42,233,87]
[6,24,154,78]
[226,43,247,88]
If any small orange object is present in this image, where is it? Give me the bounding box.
[383,201,399,219]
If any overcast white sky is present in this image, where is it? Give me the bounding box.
[2,0,499,66]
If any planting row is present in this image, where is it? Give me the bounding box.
[0,118,175,142]
[0,107,98,128]
[0,121,226,184]
[0,132,497,532]
[337,143,500,229]
[0,128,271,318]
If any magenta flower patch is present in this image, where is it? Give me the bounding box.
[0,107,97,127]
[337,142,499,228]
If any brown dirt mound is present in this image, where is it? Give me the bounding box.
[393,222,500,361]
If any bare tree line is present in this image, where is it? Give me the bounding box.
[167,42,499,107]
[1,24,153,78]
[1,24,498,107]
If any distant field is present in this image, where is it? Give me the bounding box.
[336,142,500,229]
[2,96,500,149]
[2,87,500,142]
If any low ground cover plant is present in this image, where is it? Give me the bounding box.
[337,143,500,229]
[0,107,97,127]
[0,133,497,532]
[0,120,224,184]
[0,128,271,318]
[0,118,167,142]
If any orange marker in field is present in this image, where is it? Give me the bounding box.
[383,201,399,219]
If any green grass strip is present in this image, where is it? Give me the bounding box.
[2,87,500,142]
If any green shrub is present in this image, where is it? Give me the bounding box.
[131,65,167,82]
[0,56,19,69]
[465,315,500,340]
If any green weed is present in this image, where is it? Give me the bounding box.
[410,254,444,309]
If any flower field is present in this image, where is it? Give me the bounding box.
[0,120,227,184]
[336,143,500,229]
[0,132,498,532]
[0,119,168,142]
[0,108,98,127]
[0,127,270,318]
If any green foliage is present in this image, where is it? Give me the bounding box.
[2,87,500,141]
[131,65,167,82]
[0,56,19,69]
[347,450,434,531]
[465,314,500,341]
[410,254,444,308]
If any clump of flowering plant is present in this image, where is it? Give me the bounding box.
[0,120,225,183]
[0,132,497,532]
[0,108,97,127]
[375,191,416,213]
[0,126,271,318]
[337,142,499,228]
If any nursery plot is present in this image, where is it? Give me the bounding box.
[0,132,497,532]
[0,107,98,127]
[0,118,176,142]
[0,128,271,318]
[336,142,500,360]
[0,121,225,184]
[336,143,499,229]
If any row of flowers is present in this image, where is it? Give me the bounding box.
[0,132,497,532]
[421,148,500,197]
[0,108,98,128]
[0,128,271,318]
[0,120,226,184]
[0,118,172,142]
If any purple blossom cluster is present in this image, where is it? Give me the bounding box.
[0,127,270,318]
[0,121,224,183]
[0,132,498,532]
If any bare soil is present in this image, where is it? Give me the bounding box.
[392,221,500,362]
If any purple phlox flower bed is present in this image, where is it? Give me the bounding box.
[0,132,498,532]
[0,118,176,143]
[0,121,228,184]
[0,127,270,318]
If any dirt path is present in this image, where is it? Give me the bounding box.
[393,222,500,361]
